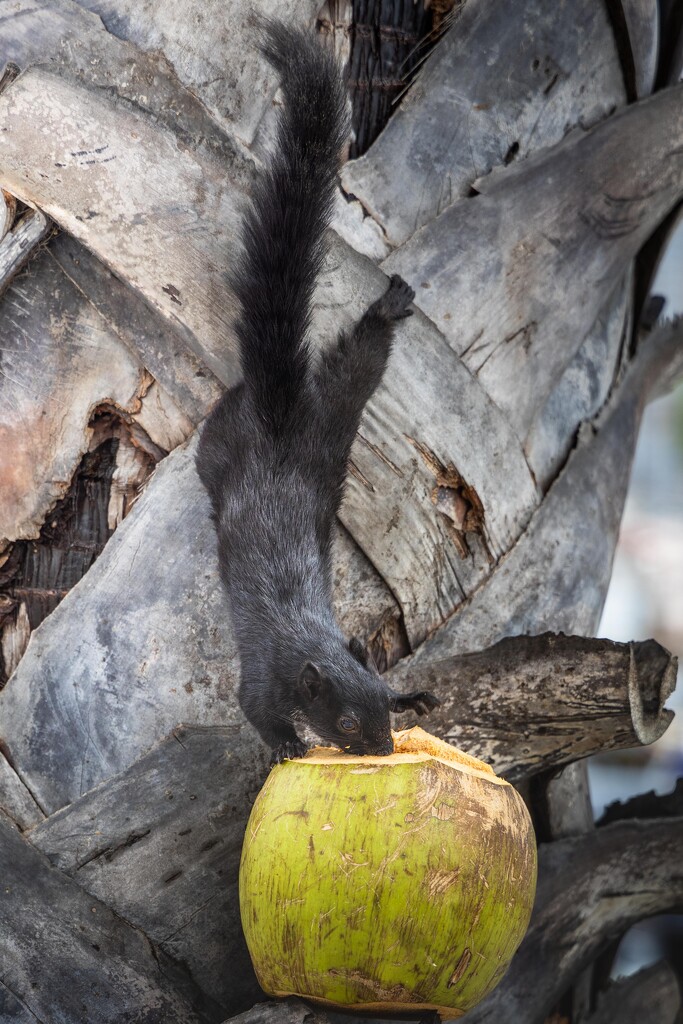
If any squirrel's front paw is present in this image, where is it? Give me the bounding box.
[377,274,415,321]
[390,690,440,716]
[270,738,310,766]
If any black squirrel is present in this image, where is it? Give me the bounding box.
[196,20,438,764]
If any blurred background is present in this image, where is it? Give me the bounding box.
[589,219,683,980]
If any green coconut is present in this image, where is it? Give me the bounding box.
[239,727,537,1018]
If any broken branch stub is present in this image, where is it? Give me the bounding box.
[387,633,676,781]
[598,777,683,826]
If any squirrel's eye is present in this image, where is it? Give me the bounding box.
[339,716,357,732]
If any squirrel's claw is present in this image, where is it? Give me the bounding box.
[375,274,415,321]
[389,690,440,716]
[270,738,310,766]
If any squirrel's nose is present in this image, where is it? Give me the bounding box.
[368,738,394,756]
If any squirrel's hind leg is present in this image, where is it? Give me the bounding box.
[313,274,415,502]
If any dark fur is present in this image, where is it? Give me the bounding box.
[196,21,438,763]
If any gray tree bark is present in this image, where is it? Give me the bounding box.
[0,1,681,1022]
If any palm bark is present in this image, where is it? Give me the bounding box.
[0,1,681,1022]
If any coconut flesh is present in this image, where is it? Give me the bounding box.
[239,727,537,1018]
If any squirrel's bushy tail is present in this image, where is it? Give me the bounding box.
[233,20,349,434]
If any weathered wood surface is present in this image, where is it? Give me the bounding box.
[0,232,199,577]
[585,962,680,1024]
[316,236,540,644]
[220,1001,328,1024]
[69,0,320,146]
[0,62,543,645]
[0,749,44,830]
[0,0,253,164]
[0,436,398,813]
[0,439,238,812]
[24,637,675,1016]
[1,416,156,683]
[3,11,668,650]
[383,83,683,441]
[3,263,676,814]
[50,232,223,427]
[621,0,660,97]
[386,634,676,781]
[0,206,50,296]
[29,726,268,1013]
[463,818,683,1023]
[398,290,683,660]
[27,734,683,1023]
[0,242,147,543]
[0,10,681,1022]
[539,762,596,842]
[342,0,626,246]
[0,65,251,385]
[0,189,17,239]
[0,813,220,1023]
[524,271,630,491]
[0,65,545,646]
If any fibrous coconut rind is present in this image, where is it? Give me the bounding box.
[239,734,536,1016]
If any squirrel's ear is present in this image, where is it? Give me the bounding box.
[349,636,369,667]
[299,662,324,701]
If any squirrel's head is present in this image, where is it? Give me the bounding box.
[296,637,393,756]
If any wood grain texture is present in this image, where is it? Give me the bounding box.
[0,189,17,240]
[0,207,50,297]
[49,232,223,427]
[393,298,683,659]
[0,0,250,166]
[0,65,251,385]
[0,812,220,1023]
[0,438,239,813]
[621,0,660,97]
[69,0,320,146]
[342,0,626,246]
[383,83,683,440]
[463,818,683,1024]
[0,750,44,830]
[29,725,269,1014]
[386,633,677,781]
[524,270,631,491]
[0,58,543,643]
[585,963,680,1024]
[316,235,540,644]
[0,244,147,543]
